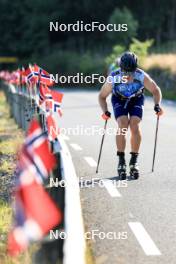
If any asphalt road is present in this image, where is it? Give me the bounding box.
[59,89,176,264]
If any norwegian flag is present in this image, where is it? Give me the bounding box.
[8,178,62,256]
[51,90,63,116]
[39,84,53,113]
[44,90,63,116]
[34,64,55,87]
[13,119,56,185]
[39,85,63,116]
[7,119,61,256]
[21,119,56,183]
[46,114,59,141]
[9,70,20,85]
[0,71,11,82]
[0,71,6,79]
[39,83,52,106]
[25,65,37,86]
[45,99,53,112]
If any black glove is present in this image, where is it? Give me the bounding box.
[105,111,111,118]
[102,111,111,120]
[154,104,161,114]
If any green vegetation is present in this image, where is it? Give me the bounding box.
[105,38,153,67]
[36,50,105,75]
[129,38,154,65]
[105,45,125,66]
[107,7,138,45]
[0,200,12,237]
[0,1,175,99]
[152,41,176,54]
[147,67,176,100]
[0,0,176,73]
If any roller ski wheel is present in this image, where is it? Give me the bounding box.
[118,164,127,180]
[129,152,139,180]
[129,164,139,180]
[117,151,127,180]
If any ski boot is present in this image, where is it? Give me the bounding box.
[129,152,140,180]
[117,151,127,180]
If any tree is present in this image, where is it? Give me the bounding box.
[129,38,154,65]
[105,38,154,68]
[107,7,138,46]
[105,45,125,66]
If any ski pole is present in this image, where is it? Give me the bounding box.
[152,115,160,172]
[96,120,108,173]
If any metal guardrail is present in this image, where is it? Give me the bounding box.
[2,82,86,264]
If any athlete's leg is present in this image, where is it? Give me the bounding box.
[129,116,142,179]
[111,95,129,179]
[129,94,144,153]
[116,115,129,179]
[116,115,129,152]
[129,116,142,153]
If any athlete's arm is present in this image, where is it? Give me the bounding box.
[144,73,162,105]
[98,81,112,113]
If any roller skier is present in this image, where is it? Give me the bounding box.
[99,52,163,180]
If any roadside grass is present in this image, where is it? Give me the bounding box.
[86,240,95,264]
[0,200,12,237]
[142,54,176,100]
[0,90,38,264]
[142,53,176,74]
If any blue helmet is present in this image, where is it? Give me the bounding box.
[120,52,138,72]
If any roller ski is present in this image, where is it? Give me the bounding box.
[117,152,127,180]
[129,152,140,180]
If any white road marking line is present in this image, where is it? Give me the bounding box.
[128,222,161,256]
[61,134,70,141]
[70,143,82,151]
[102,179,122,197]
[84,157,97,167]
